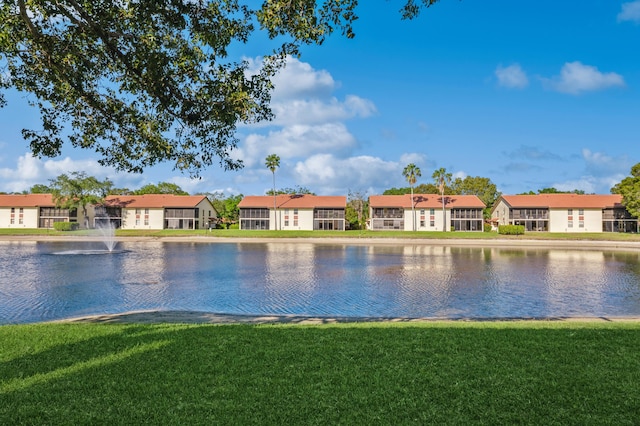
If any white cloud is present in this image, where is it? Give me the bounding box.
[618,1,640,23]
[169,176,208,195]
[582,148,630,176]
[235,123,358,168]
[495,64,529,89]
[270,57,337,100]
[0,152,145,193]
[544,62,625,95]
[270,95,376,126]
[293,154,402,195]
[399,153,426,166]
[553,178,597,194]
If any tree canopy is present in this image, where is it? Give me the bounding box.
[450,176,500,208]
[49,171,113,225]
[133,182,188,195]
[611,163,640,218]
[0,0,440,177]
[266,186,315,196]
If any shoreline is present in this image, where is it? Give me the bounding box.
[3,234,640,251]
[54,310,640,325]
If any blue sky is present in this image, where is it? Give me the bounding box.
[1,1,639,197]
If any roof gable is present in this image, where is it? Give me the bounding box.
[104,194,211,208]
[238,194,347,209]
[369,194,485,209]
[499,194,624,209]
[0,194,55,207]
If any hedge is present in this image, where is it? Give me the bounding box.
[53,222,79,231]
[498,224,525,235]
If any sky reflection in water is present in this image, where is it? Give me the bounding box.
[1,241,640,324]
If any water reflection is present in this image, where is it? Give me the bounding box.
[1,241,640,324]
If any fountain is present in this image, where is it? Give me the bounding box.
[95,221,118,252]
[52,220,125,255]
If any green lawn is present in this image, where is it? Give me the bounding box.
[1,322,639,425]
[3,227,640,241]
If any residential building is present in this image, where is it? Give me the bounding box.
[0,193,216,230]
[238,195,347,231]
[491,194,638,233]
[102,194,216,230]
[369,194,485,231]
[0,194,85,229]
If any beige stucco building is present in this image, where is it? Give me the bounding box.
[101,194,216,230]
[491,194,638,233]
[368,194,486,232]
[0,194,94,229]
[0,193,216,230]
[238,195,347,231]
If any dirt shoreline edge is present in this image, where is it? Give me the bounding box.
[55,310,640,325]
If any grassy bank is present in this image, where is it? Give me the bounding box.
[2,322,639,425]
[2,227,640,241]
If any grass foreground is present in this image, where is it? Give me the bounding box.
[1,321,639,425]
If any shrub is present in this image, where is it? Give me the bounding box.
[484,223,493,232]
[53,221,78,231]
[498,225,525,235]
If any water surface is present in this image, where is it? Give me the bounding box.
[1,241,640,323]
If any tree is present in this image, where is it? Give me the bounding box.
[265,153,280,230]
[107,187,133,196]
[346,189,369,230]
[0,1,440,177]
[49,171,113,227]
[134,182,188,195]
[451,176,500,218]
[402,163,421,231]
[432,167,452,231]
[208,192,242,229]
[265,186,315,195]
[518,188,588,195]
[29,183,51,193]
[611,163,640,218]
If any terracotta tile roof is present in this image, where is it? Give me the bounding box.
[0,194,55,207]
[369,194,486,209]
[499,194,624,209]
[104,194,211,208]
[239,195,347,209]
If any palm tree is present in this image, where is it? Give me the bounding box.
[265,154,280,230]
[432,167,452,231]
[402,163,421,231]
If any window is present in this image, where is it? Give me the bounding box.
[420,220,425,227]
[430,220,435,227]
[568,220,573,228]
[420,209,425,215]
[284,220,289,227]
[579,209,584,215]
[430,209,435,215]
[293,219,298,226]
[293,209,298,215]
[568,209,573,215]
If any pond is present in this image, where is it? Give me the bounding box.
[1,240,640,324]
